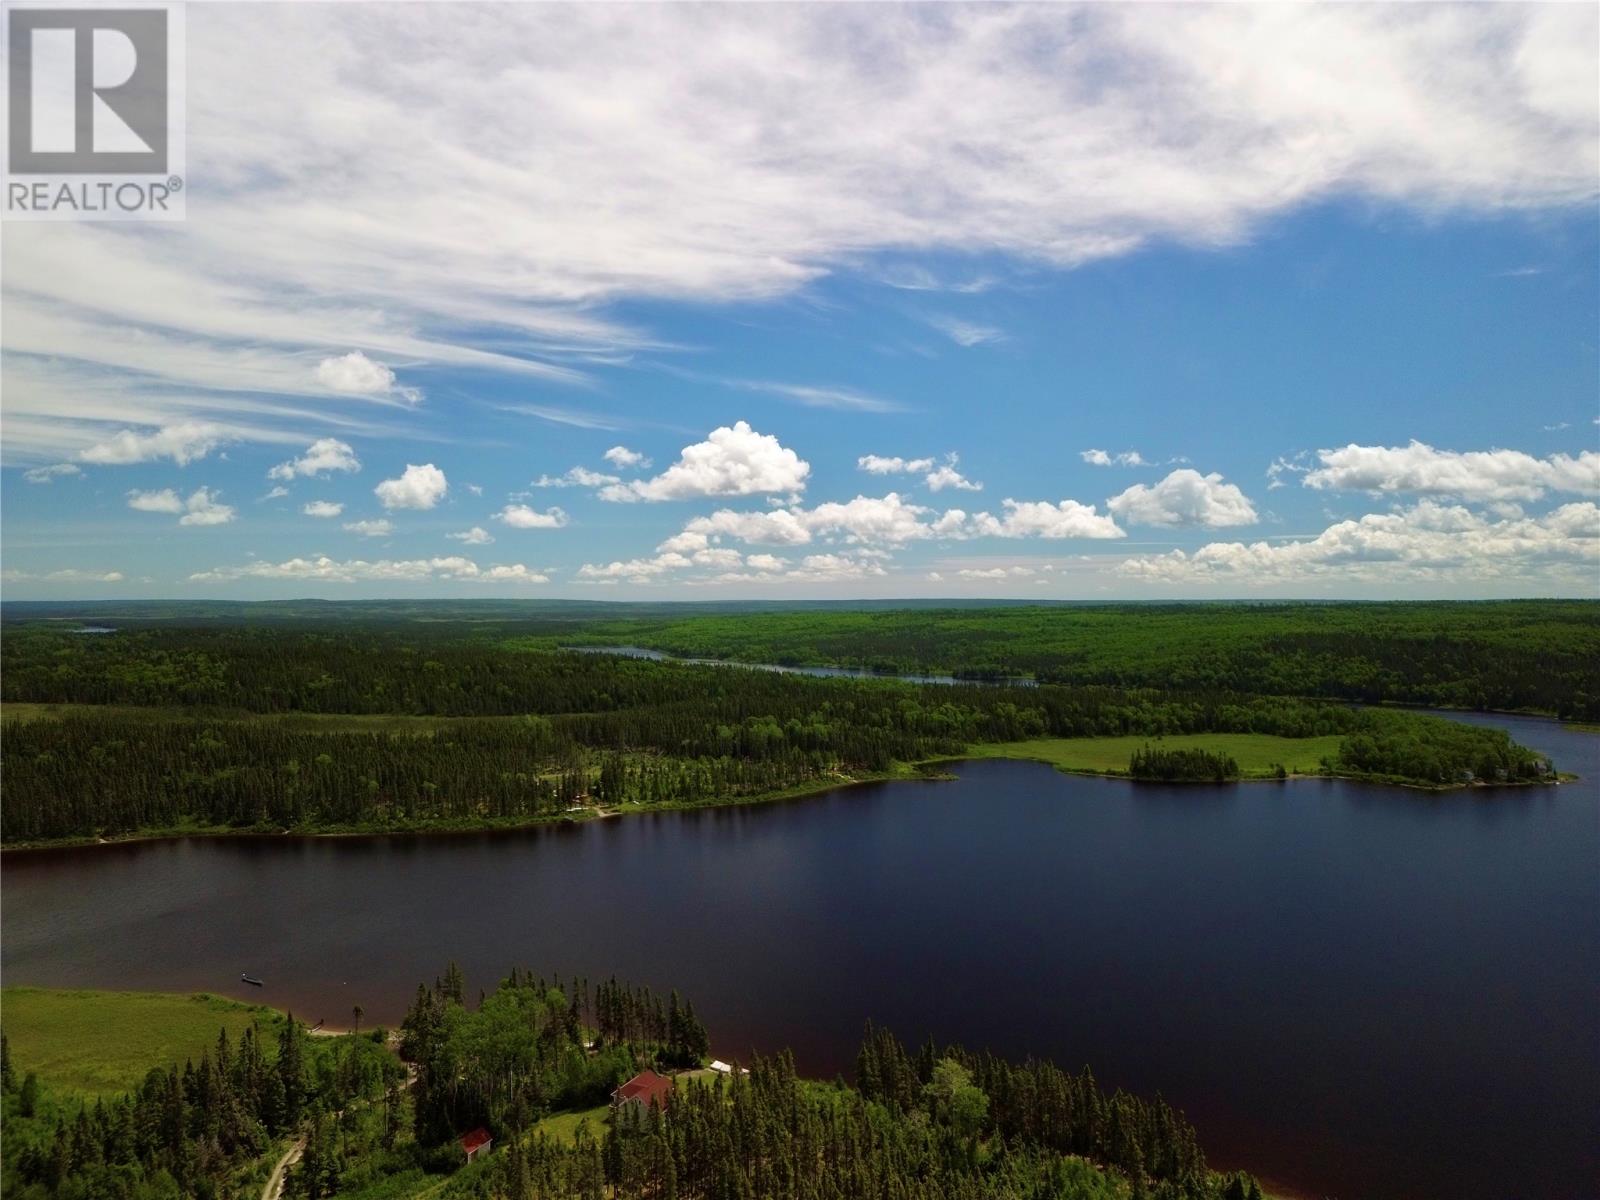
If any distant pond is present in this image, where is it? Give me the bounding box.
[3,712,1595,1200]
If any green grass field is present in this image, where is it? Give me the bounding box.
[531,1103,612,1144]
[1,987,281,1095]
[964,733,1345,777]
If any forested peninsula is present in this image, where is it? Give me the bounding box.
[1,970,1269,1200]
[1,601,1580,846]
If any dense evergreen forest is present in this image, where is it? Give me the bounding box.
[0,623,1557,843]
[547,600,1600,719]
[1,968,1266,1200]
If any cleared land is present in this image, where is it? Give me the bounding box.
[1,987,279,1095]
[966,734,1346,777]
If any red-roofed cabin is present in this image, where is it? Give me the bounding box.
[459,1127,493,1161]
[611,1069,674,1120]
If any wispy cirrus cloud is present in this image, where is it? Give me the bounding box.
[5,4,1589,466]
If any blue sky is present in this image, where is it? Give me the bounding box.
[3,5,1597,600]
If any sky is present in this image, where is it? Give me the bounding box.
[3,3,1598,601]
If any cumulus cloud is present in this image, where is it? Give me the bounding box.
[1120,501,1600,585]
[191,555,549,584]
[969,499,1125,540]
[82,423,226,466]
[269,438,362,481]
[495,504,570,529]
[126,488,185,514]
[448,526,494,545]
[925,460,983,493]
[177,488,238,526]
[128,487,236,525]
[343,518,393,537]
[261,486,290,501]
[603,446,650,469]
[958,565,1037,580]
[577,548,886,586]
[22,463,81,483]
[374,463,447,510]
[859,455,936,475]
[0,567,125,583]
[858,452,980,491]
[1302,441,1600,502]
[302,500,344,518]
[1107,468,1259,528]
[1081,449,1148,467]
[599,422,809,502]
[314,351,420,402]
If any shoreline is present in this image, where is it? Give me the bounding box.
[1,746,1573,854]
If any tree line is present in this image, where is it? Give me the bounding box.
[1,630,1556,841]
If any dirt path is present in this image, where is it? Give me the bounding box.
[261,1136,304,1200]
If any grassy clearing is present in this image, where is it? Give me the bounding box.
[0,987,280,1096]
[962,733,1346,778]
[531,1103,612,1144]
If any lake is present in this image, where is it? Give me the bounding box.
[3,712,1595,1199]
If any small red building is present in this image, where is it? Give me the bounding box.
[459,1127,493,1161]
[611,1069,674,1118]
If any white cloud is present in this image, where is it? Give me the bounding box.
[803,494,938,544]
[302,500,344,518]
[1081,449,1148,467]
[190,555,528,584]
[857,452,979,491]
[925,460,983,493]
[0,568,125,583]
[261,486,290,501]
[4,6,1593,463]
[599,422,810,502]
[22,463,81,483]
[731,380,907,414]
[495,504,570,529]
[124,486,239,525]
[745,553,788,572]
[958,565,1036,580]
[533,466,620,488]
[448,526,494,545]
[926,315,1005,348]
[859,455,937,475]
[970,499,1125,540]
[1302,441,1600,502]
[269,438,362,481]
[343,518,393,537]
[374,463,448,510]
[1121,501,1600,586]
[315,351,420,403]
[177,488,238,527]
[82,422,226,466]
[126,488,184,514]
[1107,468,1259,528]
[478,563,550,583]
[603,446,650,469]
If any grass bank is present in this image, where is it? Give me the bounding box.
[957,733,1346,778]
[0,987,281,1095]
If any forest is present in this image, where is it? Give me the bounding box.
[0,621,1559,843]
[0,968,1266,1200]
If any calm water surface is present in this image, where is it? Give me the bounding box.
[3,712,1595,1200]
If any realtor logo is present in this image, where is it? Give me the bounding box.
[5,3,185,219]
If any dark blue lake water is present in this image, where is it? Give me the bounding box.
[3,712,1594,1200]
